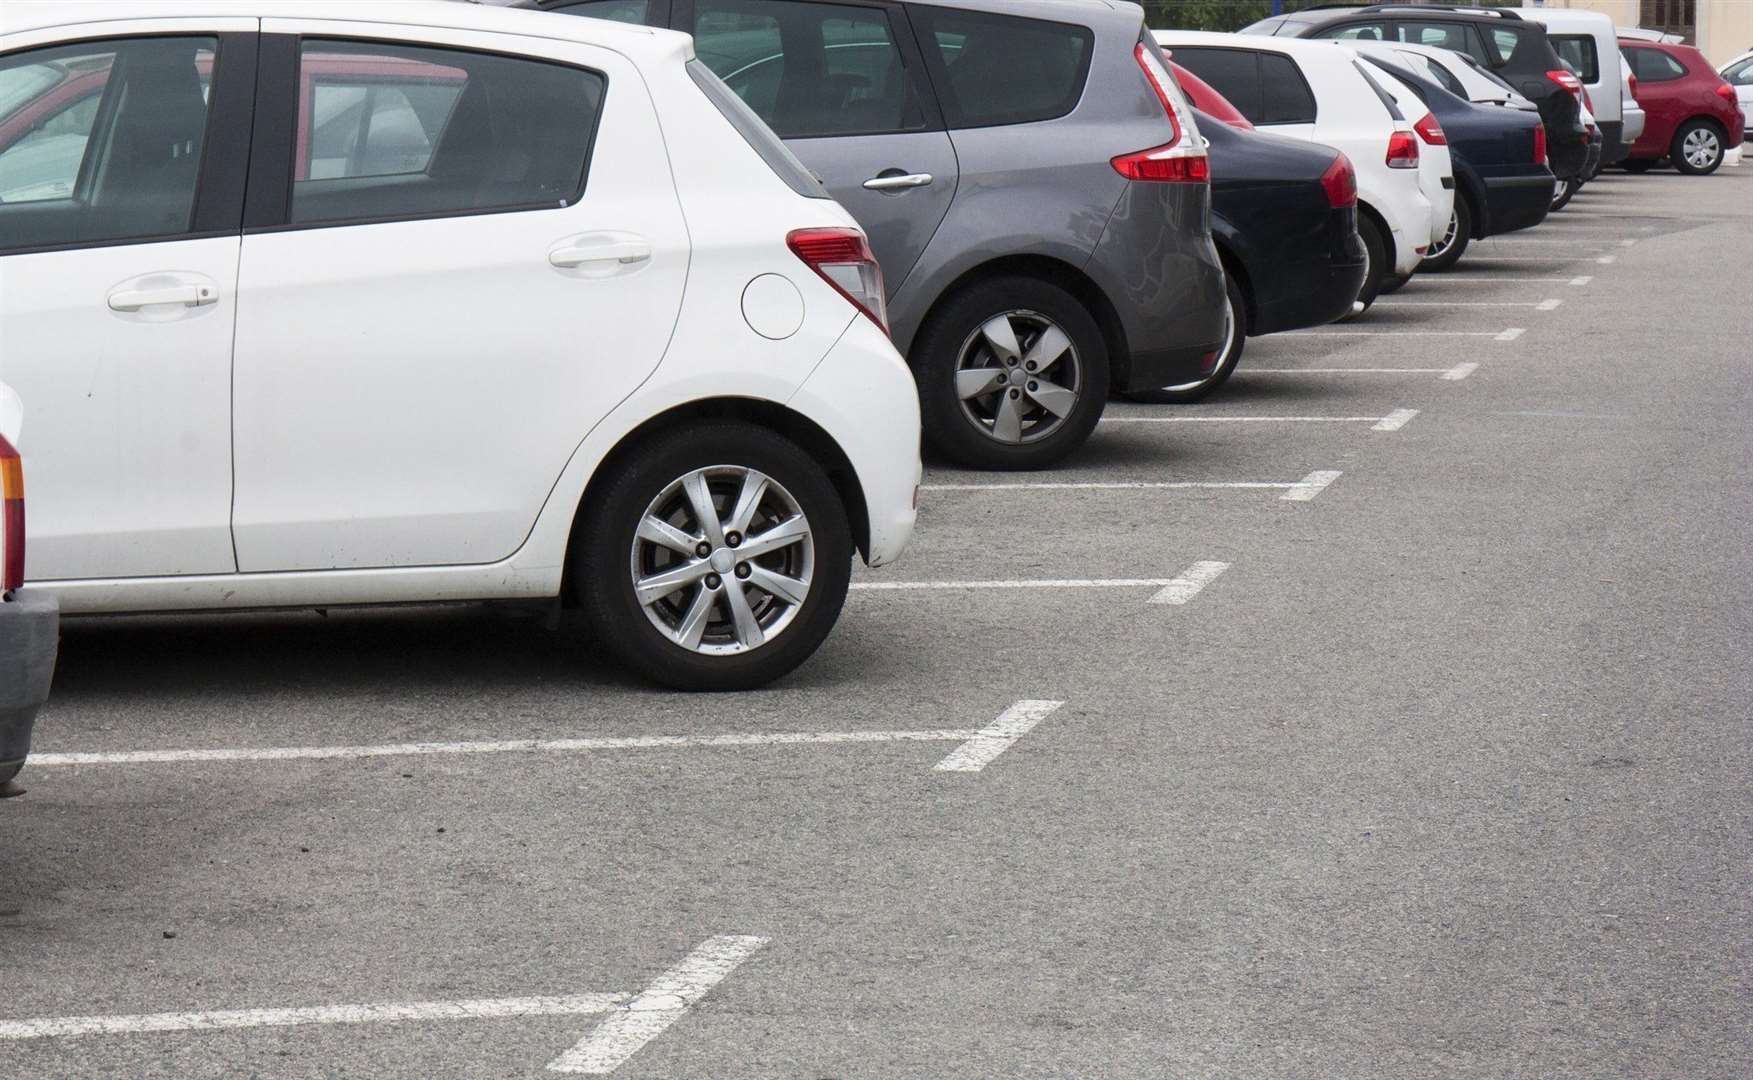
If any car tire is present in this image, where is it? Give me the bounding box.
[1355,212,1389,309]
[915,276,1108,470]
[1421,197,1472,272]
[1123,271,1246,405]
[1671,119,1726,175]
[1622,158,1658,173]
[575,422,852,692]
[1550,176,1579,210]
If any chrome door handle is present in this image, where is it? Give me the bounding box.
[107,284,216,311]
[548,241,652,268]
[863,172,933,191]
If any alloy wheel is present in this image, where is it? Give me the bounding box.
[1429,211,1459,259]
[630,465,814,655]
[954,310,1083,444]
[1683,127,1722,170]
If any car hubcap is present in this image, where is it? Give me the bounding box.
[1684,128,1720,168]
[1162,292,1236,393]
[1429,211,1459,258]
[955,310,1081,444]
[631,466,813,655]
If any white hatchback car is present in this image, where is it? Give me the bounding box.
[1156,30,1434,307]
[0,0,922,690]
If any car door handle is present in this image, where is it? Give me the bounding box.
[548,240,652,268]
[863,172,933,191]
[107,284,217,311]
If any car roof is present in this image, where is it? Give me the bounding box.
[0,0,686,58]
[1155,29,1354,64]
[1284,4,1525,22]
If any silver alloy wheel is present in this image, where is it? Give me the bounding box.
[630,465,814,656]
[954,309,1082,444]
[1682,126,1722,169]
[1161,291,1235,393]
[1428,210,1460,260]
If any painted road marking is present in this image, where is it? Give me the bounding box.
[1284,329,1515,338]
[1406,276,1591,285]
[924,479,1307,493]
[1495,328,1526,342]
[1441,362,1479,381]
[934,700,1066,772]
[32,730,993,767]
[1374,299,1557,308]
[1282,470,1342,502]
[1149,561,1230,606]
[1100,409,1416,426]
[1371,408,1420,432]
[549,936,769,1075]
[1459,254,1595,263]
[1247,365,1474,380]
[857,577,1189,592]
[1535,298,1563,311]
[1596,255,1617,264]
[0,994,627,1042]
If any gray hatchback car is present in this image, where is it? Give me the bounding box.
[531,0,1227,469]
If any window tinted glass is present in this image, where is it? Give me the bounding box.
[1258,53,1315,124]
[1321,21,1391,42]
[0,36,214,251]
[1725,57,1753,85]
[1405,52,1466,96]
[564,0,651,23]
[1627,47,1687,82]
[1551,35,1599,83]
[1489,27,1528,65]
[912,6,1093,128]
[290,41,602,226]
[692,0,923,137]
[1169,47,1260,123]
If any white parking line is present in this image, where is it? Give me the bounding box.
[1099,409,1415,426]
[549,936,769,1075]
[1282,470,1342,502]
[1596,254,1617,264]
[0,994,627,1042]
[934,700,1066,772]
[921,470,1342,500]
[1441,362,1479,381]
[1495,327,1526,341]
[1535,298,1563,311]
[1283,329,1514,338]
[1149,561,1230,605]
[855,577,1176,592]
[1411,276,1591,285]
[1371,408,1420,432]
[1373,299,1557,308]
[1459,254,1595,263]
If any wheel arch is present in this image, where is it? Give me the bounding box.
[561,398,871,605]
[1207,231,1257,335]
[1452,163,1485,238]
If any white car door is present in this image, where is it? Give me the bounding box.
[231,24,688,572]
[0,24,253,581]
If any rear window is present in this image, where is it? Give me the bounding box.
[910,6,1093,128]
[1169,47,1260,122]
[1353,60,1405,122]
[1405,52,1467,97]
[1488,26,1536,67]
[1626,46,1687,82]
[1552,34,1599,83]
[686,59,828,198]
[1258,52,1316,123]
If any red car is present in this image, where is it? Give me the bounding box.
[1619,38,1744,175]
[1170,60,1253,131]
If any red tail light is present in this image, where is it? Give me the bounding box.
[1386,129,1420,169]
[1319,152,1357,208]
[1412,112,1447,146]
[1583,88,1596,112]
[787,228,887,333]
[1547,70,1583,100]
[1117,41,1209,183]
[0,434,22,594]
[1533,122,1548,166]
[1716,83,1738,103]
[1627,73,1638,100]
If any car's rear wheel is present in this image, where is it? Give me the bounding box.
[575,422,851,691]
[1551,176,1579,210]
[1421,196,1472,272]
[915,276,1108,470]
[1355,212,1389,309]
[1124,271,1245,405]
[1672,120,1725,175]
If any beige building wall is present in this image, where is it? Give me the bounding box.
[1537,0,1751,65]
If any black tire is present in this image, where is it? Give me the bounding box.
[1378,273,1411,296]
[1355,211,1389,309]
[575,422,852,691]
[1421,196,1472,272]
[1671,119,1726,175]
[1622,158,1658,173]
[1550,176,1579,211]
[1123,271,1246,405]
[914,275,1108,470]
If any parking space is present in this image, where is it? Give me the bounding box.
[4,166,1750,1078]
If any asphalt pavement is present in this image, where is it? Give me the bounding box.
[4,165,1750,1079]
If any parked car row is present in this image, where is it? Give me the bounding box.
[0,1,1738,786]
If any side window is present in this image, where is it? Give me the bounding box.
[1258,52,1315,124]
[1320,21,1392,42]
[1397,20,1486,64]
[559,0,654,24]
[0,36,215,252]
[289,41,603,226]
[1635,48,1688,82]
[1726,57,1753,86]
[1551,35,1599,84]
[1408,53,1467,97]
[910,6,1093,129]
[1169,47,1261,123]
[692,0,925,138]
[1488,27,1530,66]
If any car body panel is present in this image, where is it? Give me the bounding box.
[0,382,58,789]
[1621,39,1743,161]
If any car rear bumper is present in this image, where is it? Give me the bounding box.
[1597,120,1628,164]
[0,591,59,785]
[1480,172,1555,235]
[1251,209,1367,335]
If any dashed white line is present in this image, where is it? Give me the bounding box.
[1149,561,1231,606]
[1282,470,1343,502]
[548,936,770,1075]
[854,578,1175,592]
[1099,412,1412,425]
[0,995,628,1042]
[1284,329,1514,338]
[934,700,1066,773]
[1596,254,1617,264]
[1245,367,1448,374]
[1535,298,1563,311]
[1374,300,1555,308]
[921,479,1297,492]
[1372,408,1420,432]
[1404,276,1590,284]
[1495,327,1526,342]
[1441,362,1479,381]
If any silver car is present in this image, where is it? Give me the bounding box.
[532,0,1227,469]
